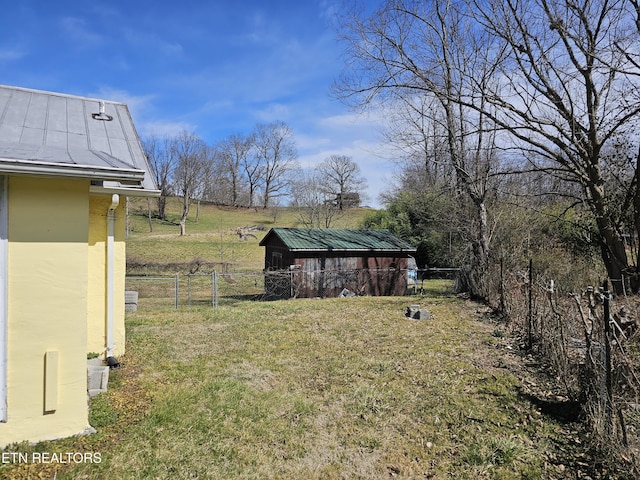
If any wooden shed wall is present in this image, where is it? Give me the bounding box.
[264,252,410,298]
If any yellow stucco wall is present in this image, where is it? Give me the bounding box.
[1,176,91,445]
[87,195,126,359]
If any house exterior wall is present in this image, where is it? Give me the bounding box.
[87,195,126,358]
[1,176,91,446]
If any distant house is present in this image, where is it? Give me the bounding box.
[0,85,158,447]
[331,192,360,210]
[260,228,416,298]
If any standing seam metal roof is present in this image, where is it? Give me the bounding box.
[0,84,156,191]
[260,228,416,252]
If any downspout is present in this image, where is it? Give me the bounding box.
[0,176,7,421]
[106,194,120,368]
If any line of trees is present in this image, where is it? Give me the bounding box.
[143,121,368,234]
[143,121,298,235]
[334,0,640,297]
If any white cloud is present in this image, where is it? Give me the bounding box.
[295,108,395,208]
[87,88,154,112]
[253,103,293,123]
[122,28,184,57]
[59,16,104,46]
[82,88,194,139]
[138,120,197,138]
[0,46,26,63]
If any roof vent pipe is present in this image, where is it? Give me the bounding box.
[92,101,113,121]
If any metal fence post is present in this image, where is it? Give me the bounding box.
[175,274,179,309]
[212,271,218,308]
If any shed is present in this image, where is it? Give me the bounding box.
[0,85,158,447]
[260,228,416,298]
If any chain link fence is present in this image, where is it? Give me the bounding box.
[126,272,266,309]
[125,267,433,308]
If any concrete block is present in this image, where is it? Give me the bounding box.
[87,364,109,398]
[125,290,138,311]
[405,305,430,320]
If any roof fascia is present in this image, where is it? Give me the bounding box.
[288,248,417,253]
[89,185,161,198]
[0,158,145,182]
[0,84,127,106]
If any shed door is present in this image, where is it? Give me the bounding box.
[0,176,7,421]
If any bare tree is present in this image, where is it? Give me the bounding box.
[469,0,640,292]
[382,95,454,191]
[142,134,175,221]
[214,133,252,207]
[172,131,207,236]
[316,155,367,210]
[334,0,501,298]
[202,144,233,205]
[335,0,640,294]
[291,169,342,228]
[240,132,262,209]
[253,121,298,209]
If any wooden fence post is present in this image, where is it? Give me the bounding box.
[603,280,613,433]
[499,256,506,315]
[528,258,533,350]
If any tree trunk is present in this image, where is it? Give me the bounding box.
[147,198,153,233]
[591,181,628,294]
[457,196,491,300]
[632,145,640,292]
[157,195,166,221]
[248,185,255,209]
[596,218,628,294]
[180,194,190,236]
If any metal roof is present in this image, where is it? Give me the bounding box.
[0,84,158,193]
[260,228,416,252]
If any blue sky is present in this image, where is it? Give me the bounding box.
[0,0,392,207]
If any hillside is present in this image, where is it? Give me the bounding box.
[125,197,373,274]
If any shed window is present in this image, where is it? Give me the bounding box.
[272,252,283,269]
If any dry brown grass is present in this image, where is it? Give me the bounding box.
[1,282,613,479]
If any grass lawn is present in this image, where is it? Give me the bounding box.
[125,198,374,273]
[1,281,589,479]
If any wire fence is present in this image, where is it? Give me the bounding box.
[124,268,453,309]
[489,258,640,469]
[126,272,264,309]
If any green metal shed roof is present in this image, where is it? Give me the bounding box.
[260,228,416,252]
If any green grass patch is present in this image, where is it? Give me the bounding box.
[125,197,373,273]
[1,198,603,478]
[0,286,587,479]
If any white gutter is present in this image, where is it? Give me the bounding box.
[0,158,145,183]
[106,194,119,360]
[0,176,7,421]
[90,184,161,198]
